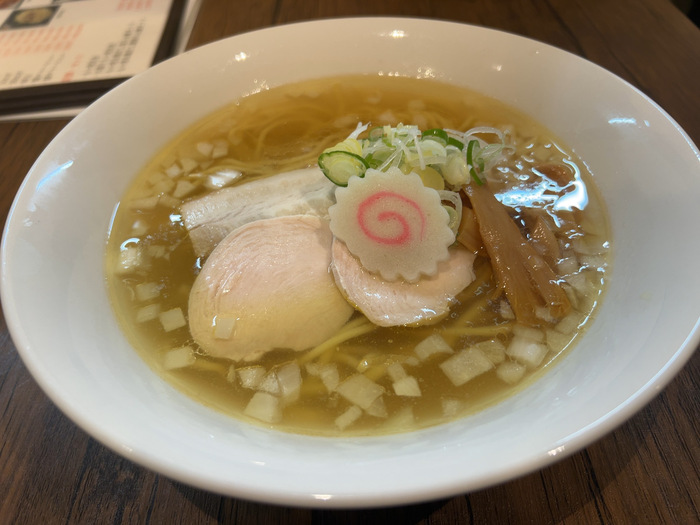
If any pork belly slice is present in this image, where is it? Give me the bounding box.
[189,215,354,362]
[331,239,476,327]
[181,167,336,257]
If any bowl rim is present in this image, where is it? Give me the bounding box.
[2,16,700,508]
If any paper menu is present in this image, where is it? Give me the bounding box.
[0,0,186,116]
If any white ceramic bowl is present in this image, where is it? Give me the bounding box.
[2,18,699,508]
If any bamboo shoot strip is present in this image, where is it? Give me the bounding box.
[465,183,571,326]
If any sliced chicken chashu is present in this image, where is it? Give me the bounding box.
[189,215,354,362]
[331,239,477,327]
[181,167,336,257]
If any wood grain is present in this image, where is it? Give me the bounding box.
[1,0,698,523]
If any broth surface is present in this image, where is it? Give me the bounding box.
[106,75,611,436]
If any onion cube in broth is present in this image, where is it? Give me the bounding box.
[496,361,527,385]
[336,374,385,410]
[135,282,160,302]
[392,376,422,397]
[244,392,282,424]
[414,334,454,361]
[386,362,408,382]
[213,316,236,340]
[159,307,187,332]
[335,405,363,430]
[237,366,266,389]
[439,348,494,387]
[306,362,340,393]
[365,395,388,418]
[117,246,143,274]
[136,303,161,323]
[163,345,196,370]
[506,337,548,369]
[276,362,302,402]
[258,372,281,395]
[473,339,507,365]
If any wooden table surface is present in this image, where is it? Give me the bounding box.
[1,0,698,523]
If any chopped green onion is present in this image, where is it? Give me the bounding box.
[422,128,449,145]
[319,124,506,188]
[447,136,465,149]
[466,140,484,186]
[443,205,460,235]
[319,151,369,186]
[368,127,384,141]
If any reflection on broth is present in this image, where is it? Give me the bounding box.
[105,75,610,436]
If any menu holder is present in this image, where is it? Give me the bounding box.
[0,0,187,117]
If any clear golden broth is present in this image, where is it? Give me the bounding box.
[105,75,610,436]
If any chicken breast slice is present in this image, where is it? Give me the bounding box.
[331,239,476,327]
[189,215,354,361]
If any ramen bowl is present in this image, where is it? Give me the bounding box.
[2,18,699,507]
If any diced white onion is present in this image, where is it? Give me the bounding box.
[135,282,160,302]
[152,178,176,195]
[386,362,407,382]
[496,361,527,384]
[135,303,160,323]
[392,376,422,397]
[158,194,181,209]
[226,365,237,384]
[562,283,579,309]
[276,362,302,402]
[237,366,266,389]
[474,339,507,365]
[572,236,607,256]
[557,256,580,275]
[213,316,236,340]
[535,306,556,323]
[147,245,167,259]
[205,169,242,190]
[546,329,572,352]
[403,356,420,367]
[163,345,195,370]
[305,362,340,392]
[196,141,214,157]
[499,300,515,320]
[335,405,363,430]
[179,157,199,173]
[512,324,545,343]
[159,307,187,332]
[565,272,589,295]
[579,254,607,270]
[131,220,148,236]
[173,180,198,199]
[441,398,463,417]
[258,372,280,395]
[439,348,494,386]
[304,362,321,376]
[211,140,229,159]
[244,392,281,423]
[319,363,340,392]
[117,246,143,274]
[506,337,548,369]
[165,163,183,178]
[414,334,453,361]
[146,170,167,186]
[364,395,388,418]
[555,313,583,335]
[336,374,385,410]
